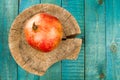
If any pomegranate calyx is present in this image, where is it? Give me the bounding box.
[32,22,38,31]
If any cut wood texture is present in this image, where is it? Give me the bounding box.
[8,4,82,76]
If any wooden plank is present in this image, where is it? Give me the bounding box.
[0,0,18,80]
[85,0,106,80]
[18,67,39,80]
[62,0,85,80]
[18,0,40,80]
[106,0,120,80]
[19,0,40,12]
[41,0,61,4]
[40,0,61,80]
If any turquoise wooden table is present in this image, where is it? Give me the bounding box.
[0,0,120,80]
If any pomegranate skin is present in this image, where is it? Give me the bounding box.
[24,13,63,52]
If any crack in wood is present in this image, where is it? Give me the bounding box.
[22,58,31,67]
[11,28,18,31]
[9,4,82,76]
[64,14,72,22]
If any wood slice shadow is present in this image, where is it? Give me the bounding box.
[8,4,82,76]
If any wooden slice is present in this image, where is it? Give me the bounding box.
[8,4,82,76]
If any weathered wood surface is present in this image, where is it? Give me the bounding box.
[18,1,40,80]
[0,0,18,80]
[3,0,120,80]
[61,0,85,80]
[106,0,120,80]
[9,4,82,76]
[1,0,85,79]
[85,0,106,80]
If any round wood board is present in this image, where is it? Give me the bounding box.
[8,4,82,76]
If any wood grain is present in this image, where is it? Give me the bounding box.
[1,0,120,79]
[85,0,106,80]
[18,0,40,80]
[106,0,120,80]
[61,0,85,80]
[0,0,18,80]
[9,4,82,76]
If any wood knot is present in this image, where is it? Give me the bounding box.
[110,42,117,53]
[100,73,105,79]
[98,0,103,5]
